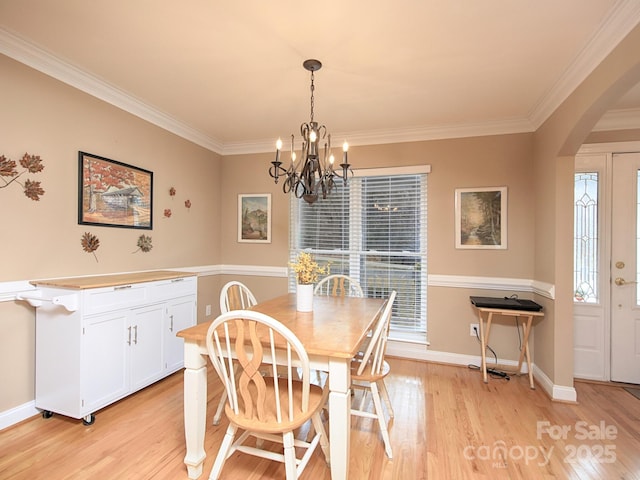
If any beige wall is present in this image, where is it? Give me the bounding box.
[221,134,536,358]
[222,135,536,277]
[0,54,222,411]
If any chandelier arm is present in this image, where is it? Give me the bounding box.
[268,161,286,183]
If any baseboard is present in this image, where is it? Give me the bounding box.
[387,342,577,402]
[532,364,577,402]
[0,400,39,431]
[387,342,528,372]
[0,349,578,430]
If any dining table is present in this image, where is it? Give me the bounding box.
[177,292,385,480]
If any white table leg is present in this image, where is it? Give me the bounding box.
[328,357,350,480]
[183,341,208,479]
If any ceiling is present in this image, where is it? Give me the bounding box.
[1,1,640,155]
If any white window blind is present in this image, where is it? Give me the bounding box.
[289,169,428,341]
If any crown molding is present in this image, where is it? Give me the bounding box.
[528,0,640,130]
[3,0,639,157]
[0,27,224,154]
[578,140,640,154]
[220,118,536,155]
[592,107,640,131]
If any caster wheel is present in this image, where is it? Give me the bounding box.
[82,414,95,426]
[42,410,54,419]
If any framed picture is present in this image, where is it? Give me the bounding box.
[238,194,271,243]
[455,186,507,249]
[78,151,153,230]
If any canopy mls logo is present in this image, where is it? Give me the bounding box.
[463,441,553,468]
[463,420,619,469]
[537,420,618,465]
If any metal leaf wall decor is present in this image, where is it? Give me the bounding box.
[133,234,153,253]
[81,232,100,262]
[0,152,45,201]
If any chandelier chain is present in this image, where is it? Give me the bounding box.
[309,71,315,123]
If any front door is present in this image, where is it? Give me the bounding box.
[611,152,640,384]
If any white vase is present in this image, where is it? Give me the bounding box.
[296,283,314,312]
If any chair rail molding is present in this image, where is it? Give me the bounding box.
[428,274,555,299]
[1,269,553,304]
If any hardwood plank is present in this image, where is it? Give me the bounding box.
[1,359,639,479]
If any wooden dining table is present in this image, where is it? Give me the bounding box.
[177,293,385,480]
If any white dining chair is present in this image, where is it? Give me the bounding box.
[213,281,258,425]
[350,290,397,458]
[314,274,363,297]
[219,280,258,313]
[205,310,330,480]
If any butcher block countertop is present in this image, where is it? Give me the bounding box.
[30,270,196,290]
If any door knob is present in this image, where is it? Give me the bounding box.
[615,277,637,286]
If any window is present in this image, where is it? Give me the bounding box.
[289,167,428,342]
[574,172,599,303]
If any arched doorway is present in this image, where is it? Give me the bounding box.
[532,23,640,401]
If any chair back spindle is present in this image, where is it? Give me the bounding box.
[314,274,363,297]
[220,281,258,313]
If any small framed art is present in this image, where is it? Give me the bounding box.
[238,193,271,243]
[455,186,507,249]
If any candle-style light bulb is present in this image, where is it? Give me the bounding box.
[274,138,282,164]
[329,153,335,165]
[342,141,349,163]
[310,130,317,143]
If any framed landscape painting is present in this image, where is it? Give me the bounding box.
[238,193,271,243]
[78,151,153,230]
[455,186,507,249]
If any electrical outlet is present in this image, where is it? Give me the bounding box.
[470,323,479,336]
[205,304,212,316]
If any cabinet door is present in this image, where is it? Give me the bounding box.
[129,303,165,391]
[164,296,197,373]
[82,310,129,415]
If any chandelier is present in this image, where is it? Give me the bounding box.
[269,59,352,204]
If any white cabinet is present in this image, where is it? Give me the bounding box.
[164,296,197,373]
[82,309,130,416]
[33,271,196,424]
[129,303,165,391]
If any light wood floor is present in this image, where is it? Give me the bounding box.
[1,359,639,479]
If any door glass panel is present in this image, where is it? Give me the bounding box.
[574,172,598,303]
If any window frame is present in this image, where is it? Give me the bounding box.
[289,165,430,343]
